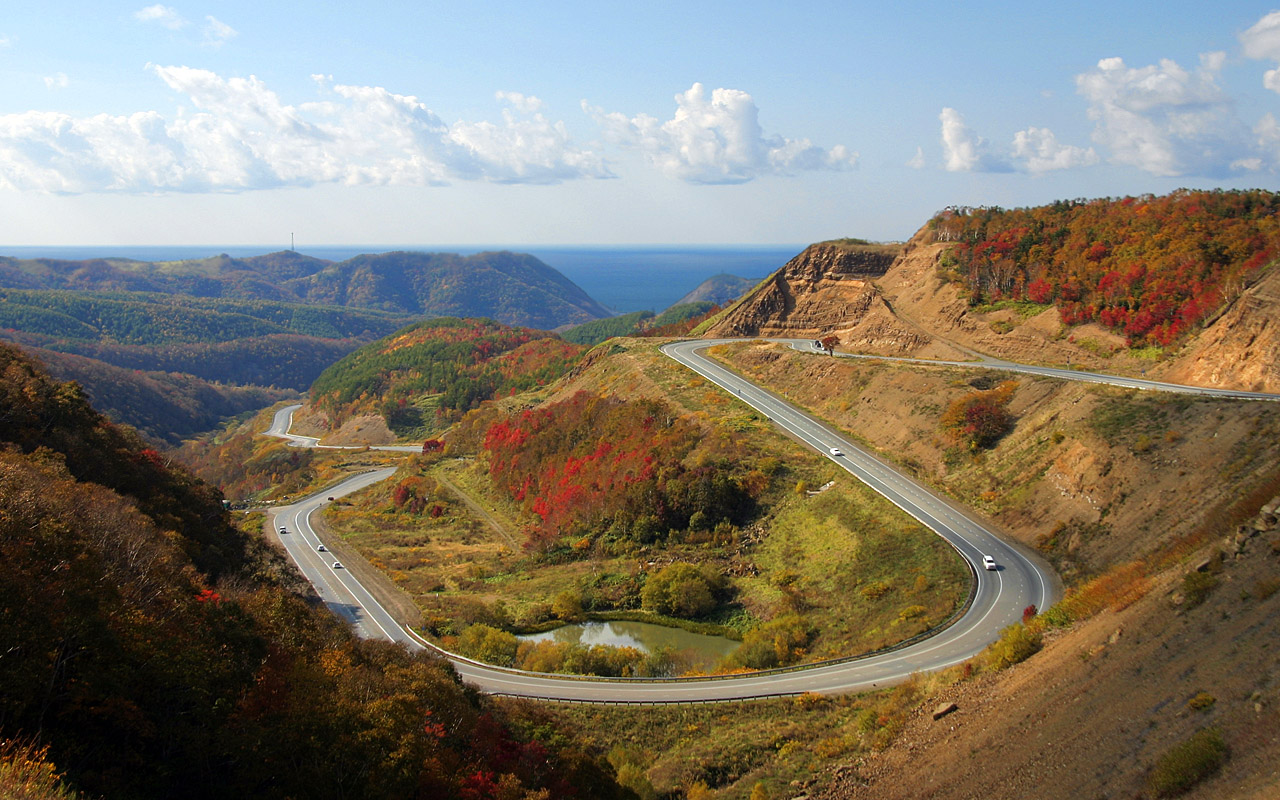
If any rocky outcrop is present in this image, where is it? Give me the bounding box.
[706,242,946,355]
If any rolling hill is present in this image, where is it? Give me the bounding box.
[0,249,611,330]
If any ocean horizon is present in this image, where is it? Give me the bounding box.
[0,244,804,315]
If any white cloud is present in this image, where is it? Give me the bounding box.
[1241,11,1280,93]
[202,16,237,48]
[43,72,70,90]
[906,146,925,169]
[939,107,1010,172]
[0,35,11,48]
[585,82,856,184]
[0,67,612,194]
[1075,53,1253,177]
[1011,126,1099,173]
[134,4,187,30]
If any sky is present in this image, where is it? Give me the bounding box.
[2,1,1280,247]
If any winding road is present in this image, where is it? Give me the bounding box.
[262,339,1277,703]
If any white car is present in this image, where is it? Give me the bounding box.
[316,544,326,552]
[278,526,288,534]
[982,555,998,571]
[829,447,844,457]
[332,561,343,570]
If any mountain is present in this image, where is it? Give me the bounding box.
[0,340,626,800]
[673,272,759,307]
[0,249,611,330]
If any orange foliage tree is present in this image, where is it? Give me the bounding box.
[931,189,1280,346]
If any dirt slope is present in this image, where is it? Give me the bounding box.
[818,506,1280,800]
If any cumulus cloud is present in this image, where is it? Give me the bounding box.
[1075,53,1253,177]
[0,67,612,194]
[43,72,69,90]
[939,107,1011,172]
[585,82,856,184]
[134,4,186,29]
[1011,127,1099,173]
[1241,10,1280,93]
[936,109,1095,174]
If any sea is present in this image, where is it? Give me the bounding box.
[0,244,803,315]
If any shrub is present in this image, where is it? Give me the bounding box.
[940,382,1017,450]
[456,624,519,666]
[1147,728,1227,797]
[726,614,813,670]
[641,563,724,618]
[1182,571,1219,608]
[985,622,1042,670]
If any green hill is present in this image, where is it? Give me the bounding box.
[309,317,585,436]
[0,249,611,330]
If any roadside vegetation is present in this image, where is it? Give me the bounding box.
[312,337,968,677]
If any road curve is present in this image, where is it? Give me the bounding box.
[261,341,1065,702]
[778,338,1280,402]
[262,339,1279,701]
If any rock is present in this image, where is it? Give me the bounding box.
[1193,556,1214,572]
[933,702,959,720]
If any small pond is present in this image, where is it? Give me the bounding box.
[518,620,740,673]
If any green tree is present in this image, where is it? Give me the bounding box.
[641,563,723,618]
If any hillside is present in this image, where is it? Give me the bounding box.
[0,340,626,800]
[0,289,417,440]
[26,344,296,444]
[707,191,1280,393]
[0,249,611,330]
[673,273,758,307]
[562,302,717,345]
[308,317,585,440]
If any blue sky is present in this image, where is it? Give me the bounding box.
[2,1,1280,246]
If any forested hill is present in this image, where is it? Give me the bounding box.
[930,189,1280,346]
[309,317,585,437]
[289,250,612,327]
[0,340,625,799]
[0,248,611,330]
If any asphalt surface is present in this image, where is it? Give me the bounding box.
[261,335,1280,702]
[262,338,1070,702]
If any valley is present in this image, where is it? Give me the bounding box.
[4,189,1280,799]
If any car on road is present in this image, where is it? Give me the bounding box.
[317,544,326,552]
[278,526,288,534]
[332,561,343,569]
[829,447,844,457]
[982,555,998,571]
[327,496,335,501]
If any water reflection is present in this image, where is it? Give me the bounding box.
[518,620,739,672]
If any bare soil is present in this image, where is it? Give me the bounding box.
[817,525,1280,800]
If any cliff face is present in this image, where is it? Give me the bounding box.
[706,242,954,356]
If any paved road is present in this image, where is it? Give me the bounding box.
[782,338,1280,401]
[263,338,1279,701]
[262,342,1065,702]
[264,405,423,451]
